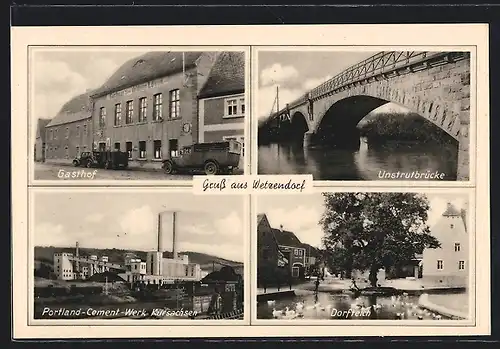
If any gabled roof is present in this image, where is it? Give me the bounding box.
[46,91,94,127]
[91,51,205,98]
[198,51,245,99]
[36,118,51,140]
[271,228,304,248]
[442,203,462,217]
[257,214,265,226]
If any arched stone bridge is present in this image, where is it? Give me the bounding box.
[260,51,471,180]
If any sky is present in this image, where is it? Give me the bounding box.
[33,192,245,263]
[257,50,409,120]
[257,192,469,249]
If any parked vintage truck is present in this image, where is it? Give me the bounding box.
[162,140,242,175]
[72,150,129,170]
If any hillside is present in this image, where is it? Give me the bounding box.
[34,246,243,272]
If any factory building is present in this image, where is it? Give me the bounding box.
[197,51,246,170]
[44,91,94,164]
[89,51,239,170]
[53,250,111,281]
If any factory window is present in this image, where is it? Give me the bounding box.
[185,266,189,276]
[153,93,163,121]
[139,97,147,122]
[169,89,180,119]
[191,269,194,277]
[76,125,80,137]
[126,142,133,159]
[240,98,245,114]
[65,127,70,139]
[125,100,134,124]
[458,260,465,270]
[76,146,80,157]
[99,107,106,127]
[138,141,146,159]
[64,146,69,159]
[437,260,443,270]
[114,103,122,126]
[454,243,461,252]
[169,139,179,157]
[153,140,162,159]
[114,142,120,151]
[83,124,87,136]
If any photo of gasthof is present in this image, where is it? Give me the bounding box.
[32,191,245,320]
[256,49,472,181]
[32,48,246,181]
[256,191,472,321]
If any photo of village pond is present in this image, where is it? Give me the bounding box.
[256,191,472,321]
[32,191,245,320]
[32,48,246,180]
[257,50,471,181]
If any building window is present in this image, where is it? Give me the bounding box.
[54,128,58,140]
[64,146,69,159]
[139,97,147,122]
[138,141,146,159]
[76,125,80,137]
[99,107,106,127]
[126,142,132,159]
[126,100,134,124]
[83,124,87,136]
[169,139,179,157]
[114,142,120,151]
[225,97,245,117]
[437,260,443,270]
[65,127,70,139]
[114,103,122,126]
[153,93,163,121]
[153,140,162,159]
[458,260,465,270]
[454,243,461,252]
[76,146,80,157]
[169,89,180,119]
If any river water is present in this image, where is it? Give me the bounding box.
[258,138,458,181]
[257,291,463,320]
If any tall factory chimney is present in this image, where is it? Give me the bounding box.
[172,211,178,260]
[157,213,162,252]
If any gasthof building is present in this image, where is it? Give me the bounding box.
[88,51,245,170]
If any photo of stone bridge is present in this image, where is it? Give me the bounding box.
[258,51,471,181]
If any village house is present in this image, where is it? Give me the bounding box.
[34,118,51,162]
[422,202,469,287]
[88,51,244,170]
[257,213,317,279]
[44,91,94,163]
[197,51,246,170]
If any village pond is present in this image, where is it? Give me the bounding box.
[257,290,467,320]
[258,139,458,181]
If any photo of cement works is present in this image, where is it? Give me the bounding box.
[33,192,245,320]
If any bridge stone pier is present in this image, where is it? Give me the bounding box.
[268,51,471,180]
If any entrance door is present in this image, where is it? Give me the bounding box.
[98,142,106,151]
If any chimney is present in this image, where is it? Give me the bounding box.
[157,213,162,252]
[172,211,178,260]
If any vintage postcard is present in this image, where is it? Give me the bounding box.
[255,48,474,183]
[253,189,475,325]
[11,24,490,339]
[30,46,249,185]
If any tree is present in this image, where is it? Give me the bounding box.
[319,192,440,287]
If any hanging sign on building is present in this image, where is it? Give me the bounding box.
[106,77,169,100]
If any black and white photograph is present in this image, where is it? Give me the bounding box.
[32,190,245,320]
[256,191,472,321]
[256,50,472,181]
[32,48,246,181]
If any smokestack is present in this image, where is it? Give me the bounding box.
[157,213,162,252]
[172,211,178,260]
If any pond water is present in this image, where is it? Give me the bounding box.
[257,291,459,320]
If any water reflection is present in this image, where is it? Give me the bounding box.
[257,292,459,320]
[258,138,458,181]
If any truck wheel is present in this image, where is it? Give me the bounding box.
[163,161,174,175]
[204,161,219,175]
